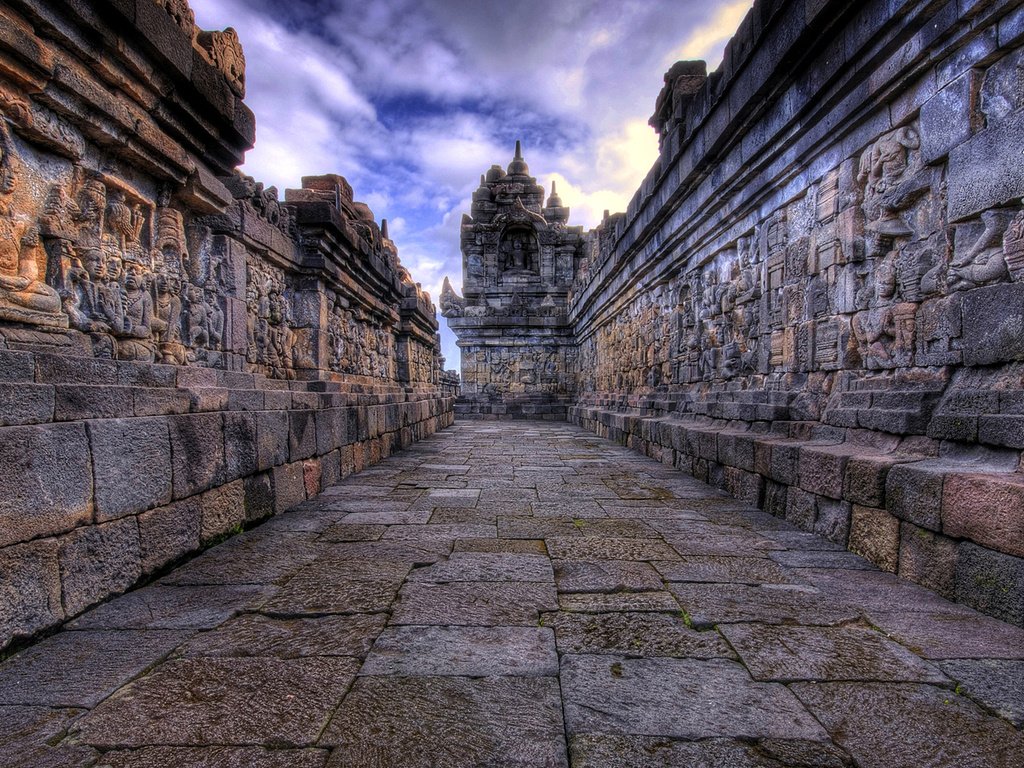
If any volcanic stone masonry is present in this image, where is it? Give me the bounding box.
[443,0,1024,627]
[0,0,454,651]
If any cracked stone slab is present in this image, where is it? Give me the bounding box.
[546,537,681,562]
[560,655,827,741]
[0,706,95,768]
[73,657,358,748]
[335,510,431,525]
[407,553,553,582]
[554,560,664,593]
[180,613,386,658]
[666,583,861,628]
[662,532,782,557]
[939,659,1024,727]
[792,681,1024,767]
[68,585,272,630]
[557,592,680,613]
[0,630,191,708]
[769,550,877,570]
[320,675,568,767]
[863,607,1024,659]
[94,746,328,768]
[720,623,949,684]
[545,612,735,659]
[392,581,558,626]
[568,735,853,768]
[360,626,558,676]
[306,540,451,564]
[653,555,801,585]
[157,536,321,586]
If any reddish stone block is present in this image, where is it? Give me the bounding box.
[943,473,1024,558]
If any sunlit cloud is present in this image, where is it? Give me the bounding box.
[669,0,752,67]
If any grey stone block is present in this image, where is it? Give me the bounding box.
[288,410,317,461]
[243,472,274,522]
[948,109,1024,221]
[0,423,93,547]
[88,418,172,521]
[962,284,1024,366]
[272,462,306,514]
[0,539,63,649]
[0,349,35,382]
[920,70,979,164]
[256,410,289,470]
[223,411,258,480]
[0,382,53,425]
[956,542,1024,626]
[58,517,141,617]
[137,498,201,574]
[168,413,226,499]
[132,387,191,416]
[198,480,246,545]
[55,385,134,421]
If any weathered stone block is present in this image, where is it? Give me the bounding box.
[0,423,93,547]
[962,284,1024,366]
[273,462,306,514]
[256,410,289,470]
[0,539,63,649]
[289,410,317,461]
[898,522,957,599]
[785,487,817,530]
[885,463,944,531]
[814,497,851,545]
[88,418,172,521]
[243,472,275,523]
[798,444,848,499]
[849,505,899,572]
[0,382,53,426]
[132,387,192,416]
[223,411,258,481]
[948,108,1024,221]
[137,498,201,574]
[955,542,1024,627]
[978,415,1024,449]
[943,473,1024,558]
[769,441,800,485]
[58,517,141,617]
[198,480,246,545]
[168,413,226,500]
[55,385,134,421]
[0,350,35,382]
[920,69,979,164]
[844,454,905,507]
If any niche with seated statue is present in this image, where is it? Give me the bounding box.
[499,226,539,276]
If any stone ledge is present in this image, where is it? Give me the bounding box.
[570,404,1024,627]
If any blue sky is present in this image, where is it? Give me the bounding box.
[190,0,753,369]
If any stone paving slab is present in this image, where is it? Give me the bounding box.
[2,421,1022,765]
[360,625,558,676]
[320,675,569,767]
[72,657,359,748]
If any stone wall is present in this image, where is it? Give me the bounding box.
[568,0,1024,626]
[0,0,453,650]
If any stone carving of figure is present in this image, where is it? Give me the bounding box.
[116,261,157,362]
[77,176,107,245]
[39,182,81,290]
[206,288,224,351]
[197,27,246,97]
[184,285,209,350]
[0,121,65,326]
[948,210,1012,292]
[152,269,185,364]
[98,251,125,333]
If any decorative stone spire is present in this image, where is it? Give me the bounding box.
[543,179,569,224]
[506,140,530,177]
[380,218,389,240]
[546,180,562,208]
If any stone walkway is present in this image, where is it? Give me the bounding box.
[2,422,1024,767]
